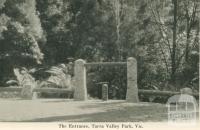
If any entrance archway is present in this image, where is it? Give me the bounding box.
[73,57,139,103]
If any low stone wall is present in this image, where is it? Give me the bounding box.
[0,91,21,98]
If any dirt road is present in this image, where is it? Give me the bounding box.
[0,99,168,122]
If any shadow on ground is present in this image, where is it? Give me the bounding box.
[19,101,168,122]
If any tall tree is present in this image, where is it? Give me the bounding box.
[171,0,178,83]
[148,0,199,86]
[0,0,44,85]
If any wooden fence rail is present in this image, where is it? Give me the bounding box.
[0,87,73,93]
[0,87,22,92]
[33,88,73,93]
[85,62,126,67]
[0,87,199,99]
[139,89,199,97]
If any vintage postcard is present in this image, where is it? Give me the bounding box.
[0,0,199,129]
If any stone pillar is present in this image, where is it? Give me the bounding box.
[126,57,139,102]
[102,84,108,101]
[32,92,39,100]
[74,59,87,101]
[21,84,34,99]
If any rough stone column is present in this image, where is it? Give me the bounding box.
[21,84,34,99]
[126,57,139,102]
[32,92,39,100]
[74,59,87,101]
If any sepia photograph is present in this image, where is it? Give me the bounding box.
[0,0,199,126]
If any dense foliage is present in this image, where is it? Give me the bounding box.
[0,0,199,100]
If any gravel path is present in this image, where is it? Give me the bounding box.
[0,98,168,122]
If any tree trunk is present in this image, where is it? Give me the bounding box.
[171,0,178,83]
[185,16,190,63]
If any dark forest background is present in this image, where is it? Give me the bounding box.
[0,0,199,100]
